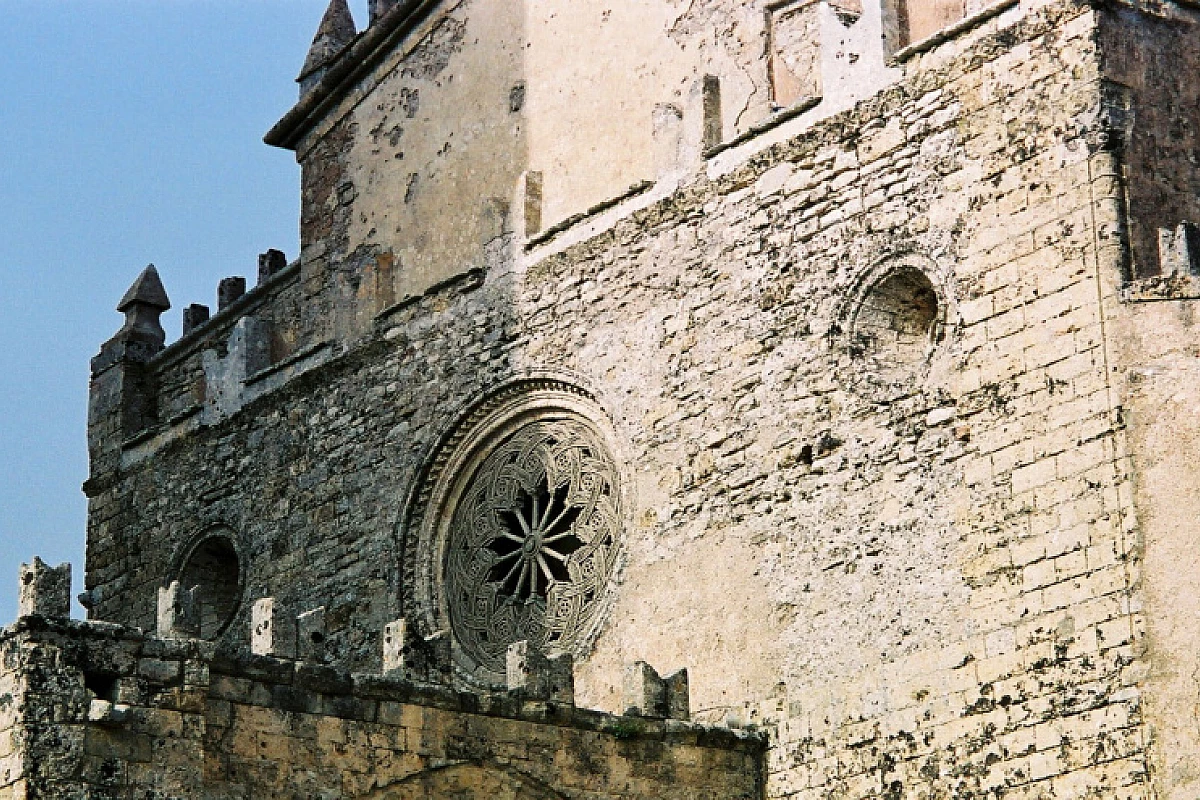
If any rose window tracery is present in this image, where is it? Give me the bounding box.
[443,416,621,679]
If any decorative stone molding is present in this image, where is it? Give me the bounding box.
[402,379,627,687]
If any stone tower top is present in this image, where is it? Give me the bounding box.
[299,0,357,92]
[116,263,170,315]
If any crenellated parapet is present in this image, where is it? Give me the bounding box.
[1,559,754,799]
[86,250,307,481]
[18,557,71,620]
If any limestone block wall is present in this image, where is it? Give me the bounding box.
[0,637,23,796]
[78,0,1200,797]
[1112,293,1200,800]
[274,0,912,350]
[0,620,762,799]
[517,5,1151,796]
[294,0,525,331]
[1098,7,1200,794]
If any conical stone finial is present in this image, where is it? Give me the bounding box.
[105,264,171,360]
[117,264,171,314]
[300,0,357,89]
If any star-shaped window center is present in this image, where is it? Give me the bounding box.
[486,476,586,603]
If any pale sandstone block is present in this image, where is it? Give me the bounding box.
[381,619,450,683]
[17,558,70,619]
[157,581,199,639]
[251,598,296,659]
[1011,457,1058,495]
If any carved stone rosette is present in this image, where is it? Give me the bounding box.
[446,418,620,676]
[406,380,626,686]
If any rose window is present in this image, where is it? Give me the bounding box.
[443,416,621,679]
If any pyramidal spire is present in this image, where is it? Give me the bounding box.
[117,264,170,313]
[94,264,171,368]
[300,0,357,88]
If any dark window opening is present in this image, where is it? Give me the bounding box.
[84,670,120,703]
[852,267,940,365]
[178,533,242,640]
[487,476,586,604]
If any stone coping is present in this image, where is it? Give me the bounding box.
[890,0,1020,63]
[265,0,443,150]
[0,615,767,753]
[150,259,302,373]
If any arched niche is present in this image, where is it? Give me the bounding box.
[836,253,952,399]
[850,265,941,365]
[175,529,243,640]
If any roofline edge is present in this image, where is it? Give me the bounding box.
[265,0,443,151]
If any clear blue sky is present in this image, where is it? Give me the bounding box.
[0,0,374,623]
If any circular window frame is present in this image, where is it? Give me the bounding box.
[850,267,942,359]
[836,252,953,392]
[169,526,245,641]
[402,378,629,688]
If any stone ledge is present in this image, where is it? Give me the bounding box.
[703,96,822,160]
[0,619,766,754]
[526,0,1085,279]
[150,259,302,373]
[245,341,331,387]
[524,180,657,251]
[375,266,486,323]
[1121,273,1200,302]
[890,0,1021,63]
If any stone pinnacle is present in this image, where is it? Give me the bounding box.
[300,0,357,82]
[117,264,171,313]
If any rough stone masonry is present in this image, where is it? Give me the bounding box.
[4,0,1200,797]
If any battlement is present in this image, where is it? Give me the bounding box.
[86,0,1200,481]
[85,0,1150,467]
[1,563,760,798]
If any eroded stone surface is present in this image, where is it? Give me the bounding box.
[0,620,760,798]
[9,0,1200,797]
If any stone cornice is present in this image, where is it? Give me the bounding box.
[264,0,442,151]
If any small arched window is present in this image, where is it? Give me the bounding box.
[850,266,941,365]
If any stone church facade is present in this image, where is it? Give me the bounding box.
[4,0,1200,796]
